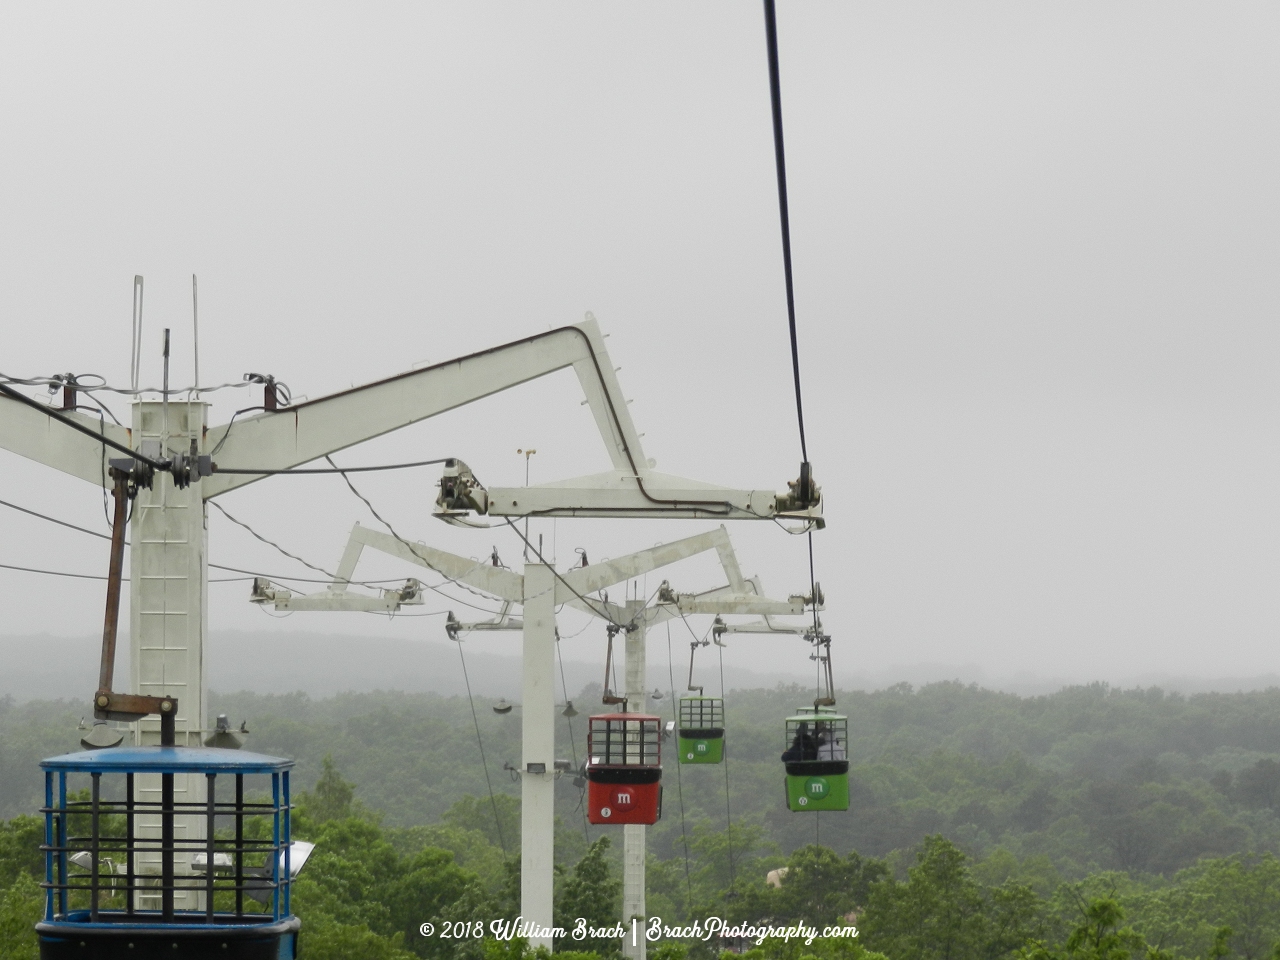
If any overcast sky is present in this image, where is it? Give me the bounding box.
[0,3,1277,689]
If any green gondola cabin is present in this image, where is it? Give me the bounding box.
[677,696,724,764]
[781,706,849,812]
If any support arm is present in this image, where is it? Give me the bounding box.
[204,318,643,498]
[0,398,130,486]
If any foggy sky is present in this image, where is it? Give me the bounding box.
[0,3,1277,690]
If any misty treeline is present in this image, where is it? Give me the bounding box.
[6,681,1280,957]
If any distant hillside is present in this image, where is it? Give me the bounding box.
[8,681,1280,880]
[4,631,1279,702]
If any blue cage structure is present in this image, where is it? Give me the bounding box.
[36,745,303,960]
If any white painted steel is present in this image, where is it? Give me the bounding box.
[0,400,129,486]
[130,401,209,907]
[622,598,648,960]
[333,524,524,601]
[202,319,646,498]
[522,563,557,950]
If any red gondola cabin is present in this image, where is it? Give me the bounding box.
[586,713,662,825]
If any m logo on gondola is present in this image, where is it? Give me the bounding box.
[615,790,633,805]
[805,777,829,798]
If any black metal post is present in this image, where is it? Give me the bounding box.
[57,773,67,918]
[161,770,174,921]
[160,703,176,921]
[125,772,134,916]
[235,774,244,915]
[206,773,216,920]
[90,773,100,921]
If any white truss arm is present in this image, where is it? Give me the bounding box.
[203,318,644,498]
[555,528,729,602]
[0,402,130,486]
[714,619,810,635]
[332,523,524,602]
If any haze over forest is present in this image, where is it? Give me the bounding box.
[4,631,1280,706]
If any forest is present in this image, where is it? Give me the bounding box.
[5,679,1280,958]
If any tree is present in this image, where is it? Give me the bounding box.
[0,873,42,960]
[732,846,888,928]
[555,837,621,956]
[0,817,42,891]
[1020,898,1159,960]
[310,754,356,822]
[861,836,1040,960]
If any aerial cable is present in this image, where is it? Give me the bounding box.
[0,562,247,583]
[454,634,509,858]
[324,455,510,613]
[0,478,504,607]
[213,457,453,476]
[209,500,340,580]
[0,497,114,541]
[763,0,827,651]
[763,0,808,465]
[666,623,694,910]
[0,381,167,469]
[555,631,591,841]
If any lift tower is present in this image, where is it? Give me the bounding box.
[256,522,818,959]
[0,314,821,936]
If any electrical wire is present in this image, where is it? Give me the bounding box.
[211,492,504,615]
[502,518,662,633]
[455,635,509,858]
[214,458,452,476]
[325,456,508,614]
[209,407,264,457]
[0,381,167,469]
[0,497,110,540]
[0,495,425,590]
[0,561,249,583]
[0,561,114,581]
[556,630,591,842]
[208,500,339,580]
[0,371,256,397]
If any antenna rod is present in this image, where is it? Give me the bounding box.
[131,276,144,392]
[192,275,200,396]
[162,328,171,446]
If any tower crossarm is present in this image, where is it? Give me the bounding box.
[203,318,645,499]
[0,400,131,486]
[332,523,524,602]
[554,527,729,602]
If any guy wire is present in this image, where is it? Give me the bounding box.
[556,631,590,841]
[455,636,508,858]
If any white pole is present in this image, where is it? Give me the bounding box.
[129,399,210,908]
[622,598,647,960]
[521,563,557,949]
